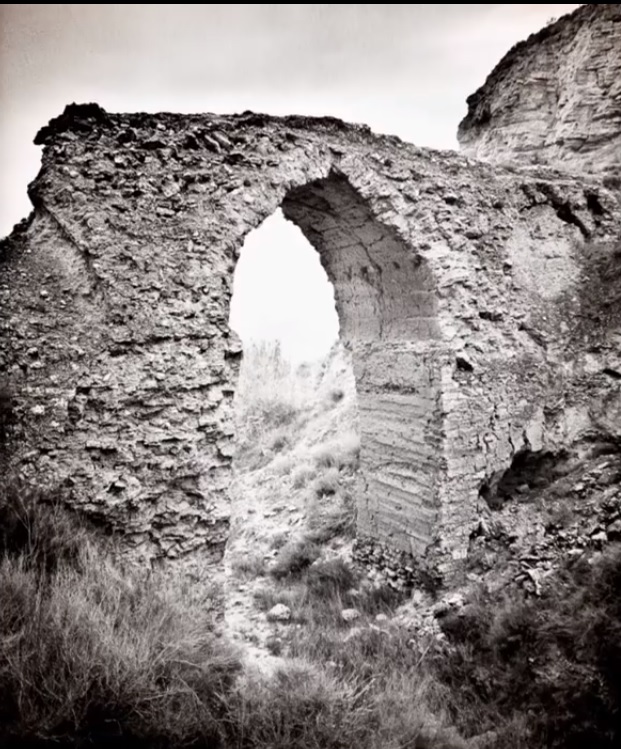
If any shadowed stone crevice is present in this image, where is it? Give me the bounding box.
[478,448,566,511]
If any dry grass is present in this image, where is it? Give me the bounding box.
[3,490,619,749]
[251,557,467,749]
[0,485,240,747]
[291,464,316,489]
[312,432,360,472]
[269,536,321,580]
[229,549,268,579]
[312,466,340,497]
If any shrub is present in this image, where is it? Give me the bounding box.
[307,490,356,542]
[304,558,358,599]
[0,382,15,446]
[435,546,621,748]
[329,388,345,403]
[292,464,315,489]
[0,550,240,746]
[269,538,321,580]
[313,467,340,497]
[268,426,292,453]
[268,531,289,550]
[355,581,407,616]
[223,663,373,749]
[229,550,268,579]
[270,454,295,476]
[313,432,360,472]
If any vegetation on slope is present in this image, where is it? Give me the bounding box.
[1,342,620,748]
[0,483,238,747]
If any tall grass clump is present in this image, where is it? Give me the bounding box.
[0,483,240,747]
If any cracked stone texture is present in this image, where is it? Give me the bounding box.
[1,103,620,578]
[458,4,621,173]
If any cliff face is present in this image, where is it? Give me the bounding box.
[458,4,621,172]
[1,104,620,579]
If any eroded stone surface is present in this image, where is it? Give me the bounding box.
[458,4,621,173]
[1,103,620,579]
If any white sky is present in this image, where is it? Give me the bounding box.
[0,4,581,361]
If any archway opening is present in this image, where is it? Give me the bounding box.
[227,206,361,578]
[225,171,444,585]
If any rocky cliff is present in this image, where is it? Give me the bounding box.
[458,4,621,173]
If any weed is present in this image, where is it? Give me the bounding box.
[304,558,358,599]
[270,453,295,476]
[0,482,93,574]
[269,537,321,580]
[313,432,360,472]
[229,550,267,579]
[313,467,340,497]
[268,530,290,550]
[292,464,315,489]
[269,426,292,453]
[307,490,356,542]
[329,388,345,403]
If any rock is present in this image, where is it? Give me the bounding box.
[458,4,621,171]
[606,518,621,540]
[432,593,464,618]
[525,568,543,597]
[444,593,465,609]
[477,518,491,537]
[267,604,292,623]
[590,531,608,545]
[341,608,361,623]
[343,626,365,642]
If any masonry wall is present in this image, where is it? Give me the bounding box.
[1,104,620,577]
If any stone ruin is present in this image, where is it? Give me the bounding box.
[1,4,620,581]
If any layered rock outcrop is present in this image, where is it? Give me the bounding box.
[458,4,621,173]
[1,102,620,580]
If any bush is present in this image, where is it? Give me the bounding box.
[269,538,321,580]
[291,464,315,489]
[313,467,339,497]
[303,558,357,598]
[0,485,458,749]
[0,383,15,446]
[229,550,268,579]
[0,554,240,745]
[222,664,372,749]
[312,432,360,472]
[436,546,621,748]
[307,490,356,542]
